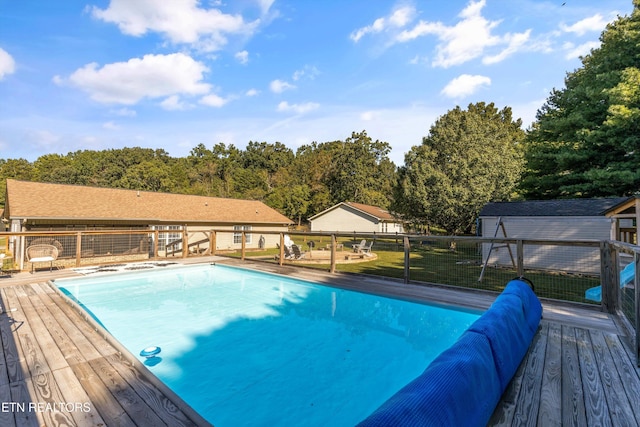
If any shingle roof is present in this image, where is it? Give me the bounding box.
[479,197,631,217]
[344,202,398,221]
[4,179,292,224]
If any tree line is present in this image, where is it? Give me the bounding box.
[2,1,639,234]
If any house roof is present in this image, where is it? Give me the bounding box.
[3,179,292,225]
[479,197,632,217]
[308,201,399,222]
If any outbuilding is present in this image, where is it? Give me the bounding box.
[308,202,404,234]
[478,197,635,274]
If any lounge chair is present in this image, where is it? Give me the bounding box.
[352,239,366,252]
[360,241,374,256]
[291,244,305,259]
[26,244,58,273]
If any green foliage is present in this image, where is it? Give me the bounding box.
[394,102,525,234]
[0,131,397,223]
[522,4,640,198]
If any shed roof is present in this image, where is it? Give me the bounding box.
[3,179,292,225]
[479,197,631,217]
[308,201,399,222]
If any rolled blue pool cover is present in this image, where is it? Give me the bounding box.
[358,278,542,427]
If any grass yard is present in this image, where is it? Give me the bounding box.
[231,238,600,304]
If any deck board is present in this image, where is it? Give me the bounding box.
[0,261,639,426]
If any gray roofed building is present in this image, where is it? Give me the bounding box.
[479,197,631,217]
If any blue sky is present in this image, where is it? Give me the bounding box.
[0,0,633,165]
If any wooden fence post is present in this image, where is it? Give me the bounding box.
[75,232,82,267]
[330,234,336,274]
[517,240,524,277]
[279,233,284,266]
[153,230,159,259]
[241,232,246,260]
[182,227,189,258]
[210,231,216,256]
[404,235,410,284]
[600,241,618,314]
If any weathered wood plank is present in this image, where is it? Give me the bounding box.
[575,328,611,427]
[70,360,137,427]
[105,353,201,427]
[561,325,587,426]
[52,365,107,427]
[512,322,547,427]
[590,330,637,426]
[537,321,562,426]
[25,375,76,427]
[9,381,39,427]
[88,356,169,427]
[44,284,119,358]
[14,286,68,373]
[603,333,640,424]
[0,289,24,385]
[0,383,17,427]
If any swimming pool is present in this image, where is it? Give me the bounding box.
[56,264,481,426]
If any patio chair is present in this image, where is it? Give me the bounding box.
[291,244,305,260]
[360,241,374,256]
[26,244,59,273]
[352,239,366,252]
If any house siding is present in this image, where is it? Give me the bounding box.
[480,216,613,274]
[310,206,379,232]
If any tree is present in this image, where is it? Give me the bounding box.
[394,102,525,234]
[324,131,397,208]
[521,2,640,198]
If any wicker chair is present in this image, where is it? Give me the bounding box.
[26,244,59,273]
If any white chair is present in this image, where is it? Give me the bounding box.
[26,244,58,273]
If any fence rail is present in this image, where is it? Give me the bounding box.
[1,228,637,364]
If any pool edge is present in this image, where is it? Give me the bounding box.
[47,280,214,427]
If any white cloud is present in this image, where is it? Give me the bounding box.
[61,53,211,105]
[0,47,16,80]
[270,79,296,93]
[483,30,531,65]
[235,50,249,64]
[560,14,610,36]
[277,101,319,114]
[200,93,228,107]
[246,88,260,96]
[395,0,531,68]
[350,5,415,42]
[563,41,600,60]
[103,121,120,130]
[111,107,137,117]
[27,130,61,148]
[91,0,259,52]
[292,65,320,81]
[161,95,189,110]
[441,74,491,98]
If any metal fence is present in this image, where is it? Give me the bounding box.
[1,229,637,364]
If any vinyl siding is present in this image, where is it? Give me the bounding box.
[480,216,613,274]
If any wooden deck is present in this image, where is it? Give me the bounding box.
[0,280,211,427]
[0,259,639,426]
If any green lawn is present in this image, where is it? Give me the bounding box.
[233,240,600,304]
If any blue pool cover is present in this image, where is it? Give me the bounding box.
[358,278,542,427]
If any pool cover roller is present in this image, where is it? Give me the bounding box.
[357,278,542,427]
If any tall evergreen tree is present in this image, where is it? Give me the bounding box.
[522,1,640,198]
[394,102,525,235]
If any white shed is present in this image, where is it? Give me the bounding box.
[308,202,404,234]
[478,197,630,274]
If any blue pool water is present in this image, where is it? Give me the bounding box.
[56,264,481,426]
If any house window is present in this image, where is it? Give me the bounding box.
[382,222,388,233]
[233,225,252,244]
[156,225,182,251]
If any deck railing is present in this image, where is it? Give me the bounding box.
[0,228,638,364]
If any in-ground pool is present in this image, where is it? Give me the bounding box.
[55,264,481,427]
